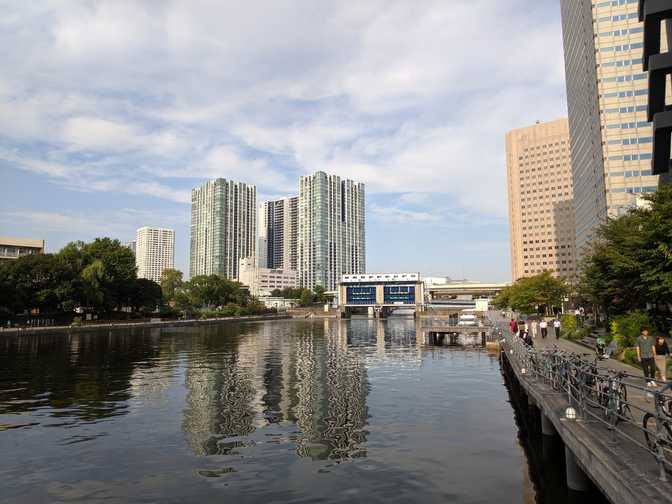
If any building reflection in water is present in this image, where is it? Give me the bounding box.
[181,321,370,461]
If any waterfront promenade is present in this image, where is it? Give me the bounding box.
[499,313,672,503]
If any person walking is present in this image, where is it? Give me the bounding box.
[655,335,670,382]
[510,319,518,336]
[540,319,548,339]
[530,319,538,339]
[636,327,657,387]
[553,318,561,340]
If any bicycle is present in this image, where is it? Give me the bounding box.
[643,383,672,462]
[603,370,632,425]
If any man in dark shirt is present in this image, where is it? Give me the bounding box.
[636,327,657,387]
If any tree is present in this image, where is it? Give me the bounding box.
[160,269,183,301]
[579,185,672,318]
[313,285,326,303]
[129,278,163,312]
[494,271,567,315]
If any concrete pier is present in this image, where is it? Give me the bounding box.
[565,446,590,492]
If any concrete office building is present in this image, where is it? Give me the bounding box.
[126,241,136,257]
[0,237,44,261]
[135,227,175,283]
[190,178,256,279]
[506,119,577,281]
[258,196,298,271]
[238,257,298,296]
[298,172,365,291]
[560,0,668,257]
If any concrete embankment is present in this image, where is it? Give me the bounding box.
[0,313,292,336]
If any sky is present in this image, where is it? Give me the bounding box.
[0,0,568,282]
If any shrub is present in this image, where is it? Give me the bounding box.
[622,348,639,366]
[611,311,651,351]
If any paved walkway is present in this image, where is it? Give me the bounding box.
[491,313,661,427]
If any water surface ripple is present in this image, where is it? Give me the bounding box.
[0,319,603,503]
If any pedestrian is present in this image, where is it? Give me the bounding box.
[522,330,533,347]
[530,319,539,339]
[540,319,548,339]
[510,318,518,336]
[636,327,657,387]
[574,308,582,327]
[553,318,561,340]
[655,334,670,382]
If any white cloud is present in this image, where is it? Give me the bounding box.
[1,0,566,220]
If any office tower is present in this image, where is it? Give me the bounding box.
[135,227,175,283]
[126,241,136,257]
[190,178,256,279]
[298,171,365,291]
[560,0,667,257]
[506,119,577,281]
[258,196,299,270]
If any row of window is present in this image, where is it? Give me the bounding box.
[608,169,653,177]
[597,12,638,22]
[603,89,647,98]
[609,186,657,193]
[595,0,637,7]
[599,26,643,37]
[606,120,650,129]
[601,73,646,83]
[605,104,647,114]
[601,58,643,68]
[607,152,653,161]
[600,42,643,53]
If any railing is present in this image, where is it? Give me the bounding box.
[501,326,672,481]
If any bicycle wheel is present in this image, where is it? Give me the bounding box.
[643,413,672,456]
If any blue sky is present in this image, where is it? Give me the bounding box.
[0,0,567,282]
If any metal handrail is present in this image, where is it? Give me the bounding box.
[501,329,672,481]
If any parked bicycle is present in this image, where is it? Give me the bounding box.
[643,383,672,463]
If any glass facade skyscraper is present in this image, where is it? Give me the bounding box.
[189,178,256,280]
[258,196,298,271]
[560,0,666,257]
[298,172,365,291]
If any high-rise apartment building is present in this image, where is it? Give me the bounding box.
[298,171,365,291]
[506,119,577,281]
[560,0,667,257]
[135,227,175,283]
[258,196,298,271]
[190,178,256,279]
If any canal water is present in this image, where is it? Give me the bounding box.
[0,319,607,504]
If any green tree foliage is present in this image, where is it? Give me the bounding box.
[493,271,567,315]
[271,286,327,307]
[160,268,183,302]
[610,310,651,351]
[129,278,163,312]
[579,185,672,317]
[0,238,137,318]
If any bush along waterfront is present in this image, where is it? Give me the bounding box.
[0,238,276,326]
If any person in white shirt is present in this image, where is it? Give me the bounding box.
[540,319,548,339]
[530,319,538,339]
[553,319,561,340]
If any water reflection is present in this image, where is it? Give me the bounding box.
[0,319,607,504]
[181,321,370,460]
